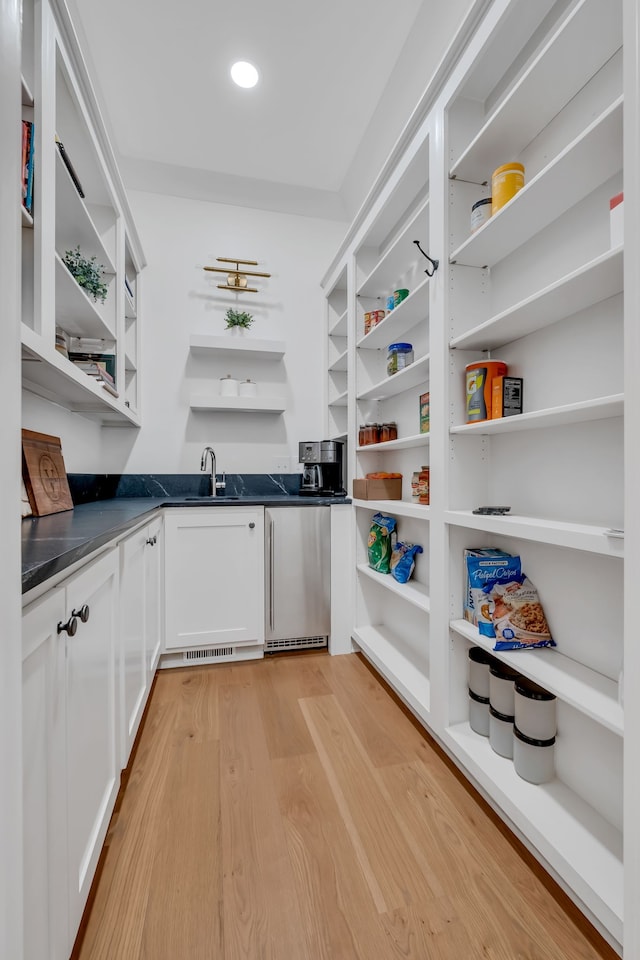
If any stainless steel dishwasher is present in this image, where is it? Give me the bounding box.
[264,506,330,652]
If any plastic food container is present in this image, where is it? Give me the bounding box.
[513,726,555,784]
[489,662,521,717]
[469,688,490,737]
[239,379,257,397]
[514,678,556,741]
[491,162,525,214]
[489,706,514,758]
[468,646,495,699]
[387,342,414,376]
[471,197,492,232]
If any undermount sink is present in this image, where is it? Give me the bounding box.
[185,495,240,501]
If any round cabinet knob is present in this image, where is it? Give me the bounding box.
[58,616,78,637]
[249,522,255,529]
[72,604,90,623]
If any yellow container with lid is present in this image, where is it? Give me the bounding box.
[491,162,525,215]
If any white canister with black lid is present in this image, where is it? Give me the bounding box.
[489,706,514,759]
[514,677,556,741]
[468,646,494,699]
[468,688,490,737]
[513,725,555,784]
[489,662,521,717]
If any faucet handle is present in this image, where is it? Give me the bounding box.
[216,472,226,491]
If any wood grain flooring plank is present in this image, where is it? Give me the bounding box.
[272,752,389,960]
[264,650,333,699]
[139,739,222,960]
[219,680,312,960]
[300,693,440,912]
[314,652,424,767]
[248,657,317,759]
[170,666,219,743]
[75,697,177,959]
[377,899,479,959]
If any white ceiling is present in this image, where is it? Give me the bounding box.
[70,0,425,207]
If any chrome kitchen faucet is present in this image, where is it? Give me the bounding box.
[200,446,226,497]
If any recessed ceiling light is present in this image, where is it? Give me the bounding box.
[231,61,259,89]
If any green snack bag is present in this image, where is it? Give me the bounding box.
[367,512,397,573]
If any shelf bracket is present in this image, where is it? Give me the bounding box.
[413,240,439,277]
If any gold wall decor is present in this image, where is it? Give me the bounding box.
[203,257,271,293]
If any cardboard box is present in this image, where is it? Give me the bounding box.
[492,376,523,418]
[353,478,402,500]
[419,391,430,433]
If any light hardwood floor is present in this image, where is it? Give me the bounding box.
[73,652,617,960]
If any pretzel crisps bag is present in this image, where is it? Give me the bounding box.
[466,554,522,637]
[489,575,555,651]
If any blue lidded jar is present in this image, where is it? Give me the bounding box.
[386,342,414,376]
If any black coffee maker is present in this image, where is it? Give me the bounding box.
[298,441,345,497]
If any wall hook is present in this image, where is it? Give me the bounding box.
[413,240,439,277]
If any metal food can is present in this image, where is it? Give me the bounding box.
[466,360,508,423]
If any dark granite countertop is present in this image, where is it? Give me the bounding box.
[22,474,350,595]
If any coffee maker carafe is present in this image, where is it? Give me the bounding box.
[298,440,345,497]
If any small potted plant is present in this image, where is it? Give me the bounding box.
[224,308,254,332]
[62,246,108,303]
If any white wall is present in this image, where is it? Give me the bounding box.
[340,0,478,222]
[22,392,104,472]
[102,191,347,474]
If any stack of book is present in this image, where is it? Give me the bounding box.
[22,121,34,215]
[69,355,119,398]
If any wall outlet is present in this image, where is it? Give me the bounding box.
[272,456,292,473]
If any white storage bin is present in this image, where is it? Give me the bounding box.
[513,726,555,784]
[489,707,514,759]
[489,662,521,717]
[514,678,556,741]
[468,688,490,736]
[468,646,494,699]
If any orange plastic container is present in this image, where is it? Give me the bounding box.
[466,361,507,423]
[491,162,524,215]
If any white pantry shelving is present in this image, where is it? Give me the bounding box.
[189,395,286,414]
[322,0,629,950]
[189,334,285,360]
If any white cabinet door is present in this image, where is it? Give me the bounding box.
[22,587,69,960]
[145,516,163,680]
[164,508,264,651]
[64,549,119,938]
[119,524,149,765]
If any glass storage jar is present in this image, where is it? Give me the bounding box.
[380,422,398,443]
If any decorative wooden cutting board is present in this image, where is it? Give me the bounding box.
[22,429,73,516]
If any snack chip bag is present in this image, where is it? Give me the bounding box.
[367,513,397,574]
[488,575,555,651]
[466,554,522,637]
[390,541,423,584]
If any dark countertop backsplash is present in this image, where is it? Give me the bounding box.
[68,472,304,503]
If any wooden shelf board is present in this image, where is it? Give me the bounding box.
[352,624,431,724]
[357,354,429,401]
[21,325,138,426]
[357,276,430,349]
[353,498,429,520]
[357,563,430,612]
[444,510,624,558]
[450,394,623,436]
[54,254,116,340]
[189,334,285,359]
[357,197,430,297]
[449,0,622,182]
[329,309,348,338]
[450,619,622,735]
[443,722,623,942]
[450,247,624,351]
[328,390,348,408]
[190,395,285,413]
[450,99,623,268]
[357,432,430,453]
[55,147,116,274]
[328,348,348,372]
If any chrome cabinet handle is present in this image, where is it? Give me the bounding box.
[72,604,90,623]
[269,519,274,632]
[58,616,78,637]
